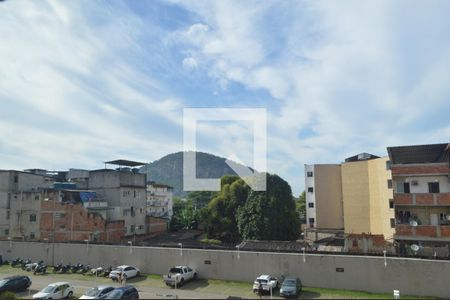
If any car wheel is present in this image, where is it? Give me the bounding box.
[67,291,73,298]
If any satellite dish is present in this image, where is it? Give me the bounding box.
[409,220,418,227]
[411,244,420,252]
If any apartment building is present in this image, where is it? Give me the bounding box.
[388,143,450,254]
[0,170,53,238]
[88,168,147,237]
[304,164,343,230]
[305,153,395,240]
[146,182,173,219]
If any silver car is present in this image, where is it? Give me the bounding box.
[280,277,302,298]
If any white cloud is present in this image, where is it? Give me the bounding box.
[182,57,198,70]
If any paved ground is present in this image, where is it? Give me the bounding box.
[0,267,284,299]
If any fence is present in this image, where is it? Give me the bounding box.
[0,241,448,298]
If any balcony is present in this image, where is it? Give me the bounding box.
[394,193,450,206]
[395,224,450,240]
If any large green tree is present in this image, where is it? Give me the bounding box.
[237,174,300,241]
[204,176,250,242]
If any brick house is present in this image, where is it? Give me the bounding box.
[387,143,450,256]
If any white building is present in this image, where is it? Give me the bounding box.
[146,182,173,219]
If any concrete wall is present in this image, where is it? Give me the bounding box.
[0,241,449,298]
[368,157,395,239]
[314,165,343,229]
[342,161,372,234]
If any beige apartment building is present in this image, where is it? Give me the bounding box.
[305,153,395,240]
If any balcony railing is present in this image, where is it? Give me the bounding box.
[395,224,450,239]
[394,193,450,206]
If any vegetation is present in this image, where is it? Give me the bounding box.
[237,174,300,241]
[203,176,250,242]
[169,197,202,230]
[0,291,16,300]
[200,238,222,244]
[296,190,306,223]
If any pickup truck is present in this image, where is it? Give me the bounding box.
[253,274,283,294]
[163,266,197,287]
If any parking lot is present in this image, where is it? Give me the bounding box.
[0,264,430,299]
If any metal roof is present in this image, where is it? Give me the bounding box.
[387,143,450,165]
[104,159,146,167]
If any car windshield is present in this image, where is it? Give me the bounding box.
[256,279,268,284]
[41,286,56,293]
[169,268,182,273]
[85,287,100,297]
[0,280,7,287]
[106,289,123,299]
[113,267,124,271]
[283,279,296,286]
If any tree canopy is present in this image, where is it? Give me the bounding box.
[237,174,300,241]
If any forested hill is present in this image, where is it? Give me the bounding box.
[140,151,247,197]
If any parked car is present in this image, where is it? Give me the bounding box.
[163,266,197,287]
[109,266,140,281]
[0,276,32,293]
[280,277,302,298]
[32,282,74,299]
[252,274,282,294]
[104,286,139,299]
[79,285,115,299]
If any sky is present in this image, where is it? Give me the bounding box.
[1,0,450,195]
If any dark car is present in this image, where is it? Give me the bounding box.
[0,275,32,293]
[105,286,139,299]
[280,277,302,298]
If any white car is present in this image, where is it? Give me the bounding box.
[253,275,281,293]
[32,282,73,299]
[79,285,115,299]
[109,265,140,280]
[163,266,197,287]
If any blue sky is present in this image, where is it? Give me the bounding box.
[1,0,450,195]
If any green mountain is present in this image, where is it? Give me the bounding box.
[141,151,247,197]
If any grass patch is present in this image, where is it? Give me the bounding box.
[304,287,435,299]
[200,238,222,244]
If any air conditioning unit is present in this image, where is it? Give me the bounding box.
[411,180,418,186]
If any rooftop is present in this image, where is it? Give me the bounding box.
[104,159,146,167]
[387,143,450,165]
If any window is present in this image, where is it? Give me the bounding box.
[403,182,410,194]
[6,210,10,220]
[123,191,127,197]
[389,199,394,209]
[34,195,40,201]
[60,225,65,229]
[130,225,135,233]
[307,187,314,193]
[352,240,358,247]
[387,179,393,189]
[13,176,18,183]
[308,202,314,208]
[428,182,440,193]
[30,232,35,239]
[390,218,396,228]
[29,214,37,222]
[138,225,144,230]
[386,161,391,170]
[307,171,313,177]
[309,218,315,224]
[4,229,9,235]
